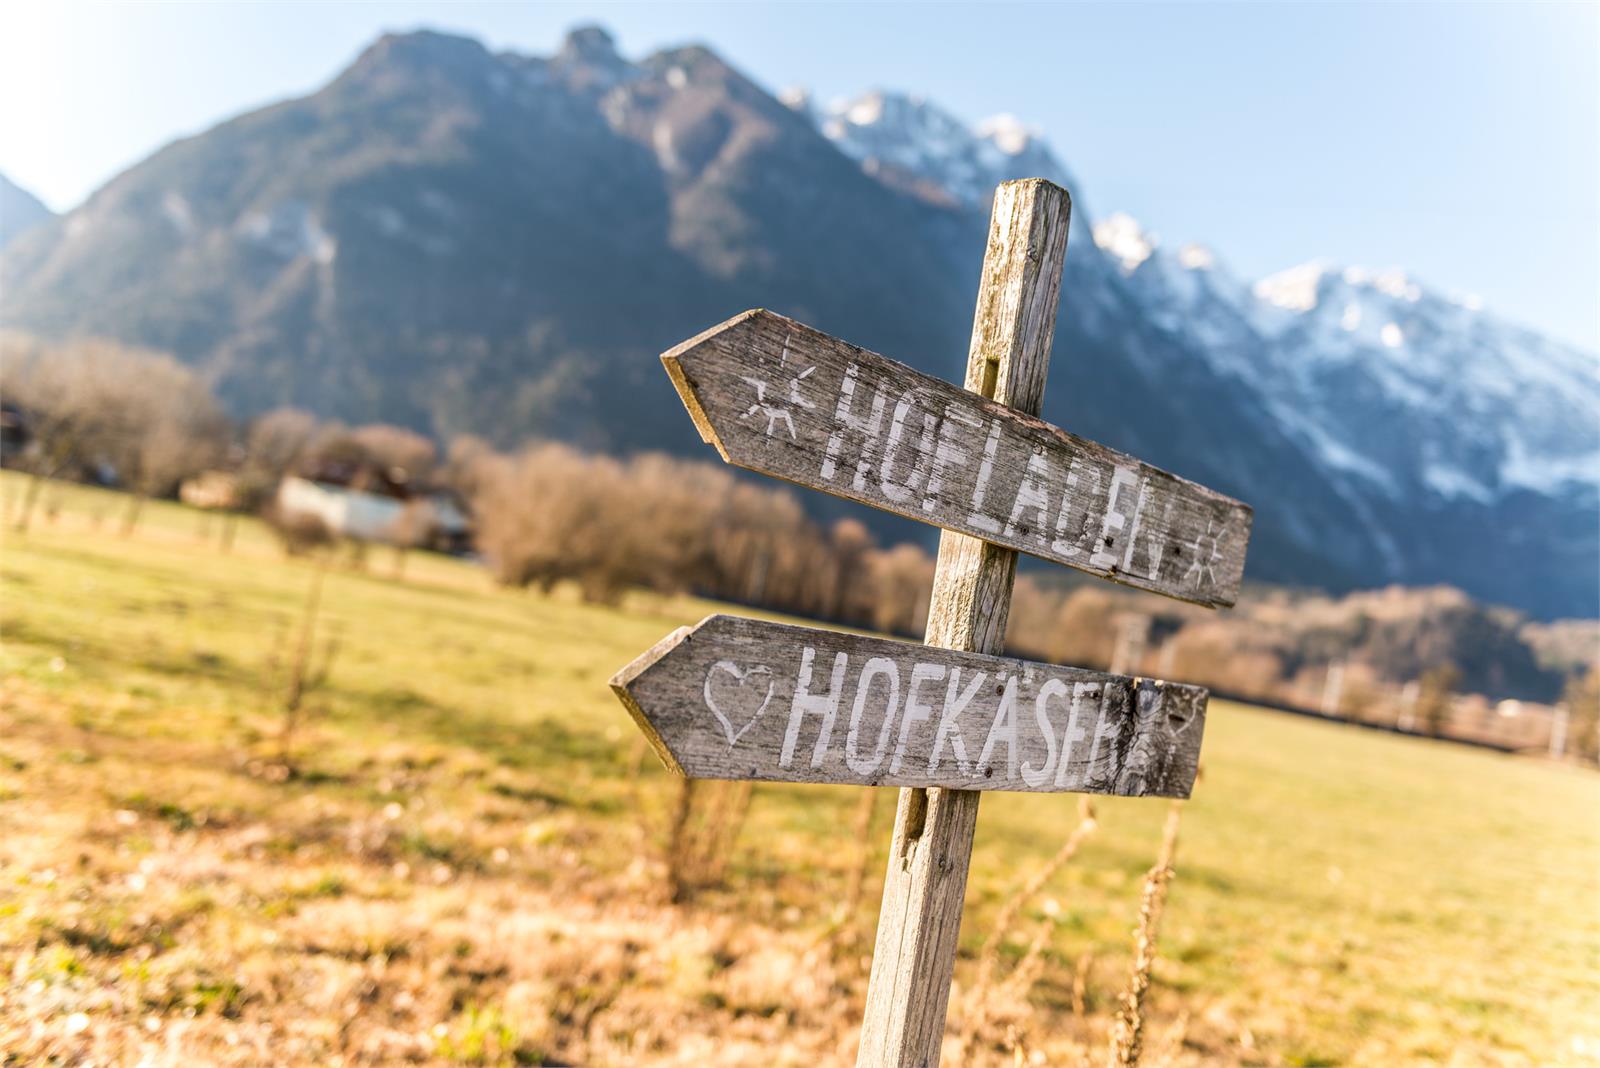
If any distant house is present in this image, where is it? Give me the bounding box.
[276,475,470,551]
[179,470,242,510]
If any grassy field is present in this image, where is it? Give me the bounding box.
[2,473,1597,1067]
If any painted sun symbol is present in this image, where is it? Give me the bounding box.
[739,331,816,440]
[1184,518,1226,588]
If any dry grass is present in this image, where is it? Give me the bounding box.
[4,475,1599,1067]
[959,797,1099,1061]
[1109,801,1184,1066]
[664,779,756,904]
[0,683,862,1066]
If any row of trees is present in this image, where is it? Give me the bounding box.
[6,335,1593,751]
[3,334,447,541]
[3,335,228,533]
[452,438,939,634]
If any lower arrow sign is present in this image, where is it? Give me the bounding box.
[611,615,1207,799]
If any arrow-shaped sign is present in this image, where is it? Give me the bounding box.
[611,614,1208,799]
[664,310,1253,608]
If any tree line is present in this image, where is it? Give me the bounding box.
[4,333,1594,755]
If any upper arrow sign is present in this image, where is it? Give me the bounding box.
[611,615,1208,798]
[663,310,1253,608]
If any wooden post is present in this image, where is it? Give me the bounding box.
[1550,704,1570,759]
[1321,659,1345,717]
[630,172,1251,1062]
[1110,613,1151,676]
[855,178,1071,1068]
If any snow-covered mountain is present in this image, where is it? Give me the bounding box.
[784,89,1077,213]
[1105,222,1600,588]
[1110,219,1598,497]
[793,88,1599,613]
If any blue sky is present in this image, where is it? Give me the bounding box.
[2,1,1595,350]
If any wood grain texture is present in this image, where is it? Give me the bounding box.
[608,613,1208,797]
[858,178,1063,1068]
[659,219,1251,608]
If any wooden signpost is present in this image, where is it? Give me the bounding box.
[662,310,1251,608]
[611,178,1253,1066]
[613,614,1207,797]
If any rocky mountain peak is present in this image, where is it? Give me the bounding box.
[346,29,493,86]
[552,24,636,92]
[559,25,622,64]
[790,88,1077,210]
[1092,212,1156,271]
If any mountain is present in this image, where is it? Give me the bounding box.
[782,89,1076,214]
[0,173,53,248]
[1085,215,1599,615]
[800,89,1599,618]
[0,29,973,454]
[1,27,1594,618]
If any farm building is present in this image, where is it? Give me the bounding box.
[276,475,469,550]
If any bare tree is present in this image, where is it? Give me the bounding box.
[4,335,224,534]
[241,408,319,498]
[829,519,877,622]
[867,542,935,638]
[102,353,228,535]
[1418,664,1462,738]
[1563,669,1600,764]
[349,423,437,489]
[468,442,623,595]
[441,434,496,499]
[385,497,434,579]
[219,407,324,551]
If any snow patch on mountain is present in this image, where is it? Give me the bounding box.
[1093,213,1154,272]
[236,201,336,264]
[790,89,1078,209]
[1254,261,1325,312]
[1085,209,1598,507]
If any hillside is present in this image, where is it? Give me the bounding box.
[0,172,53,248]
[1,26,1594,617]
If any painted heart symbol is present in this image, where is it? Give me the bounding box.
[703,660,775,748]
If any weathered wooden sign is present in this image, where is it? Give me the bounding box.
[663,310,1252,607]
[612,178,1254,1068]
[612,614,1206,798]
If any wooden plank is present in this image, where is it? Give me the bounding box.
[857,179,1067,1068]
[661,312,1253,611]
[609,613,1208,799]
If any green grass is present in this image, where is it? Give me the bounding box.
[2,472,1598,1066]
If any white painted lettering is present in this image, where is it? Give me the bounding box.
[1053,682,1101,787]
[965,420,1004,533]
[1120,475,1153,574]
[1003,449,1055,543]
[924,403,980,513]
[1084,684,1125,778]
[890,662,946,774]
[780,648,849,769]
[879,389,936,504]
[820,364,889,491]
[1021,678,1067,787]
[845,657,902,775]
[929,668,985,775]
[977,674,1021,780]
[1090,464,1140,570]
